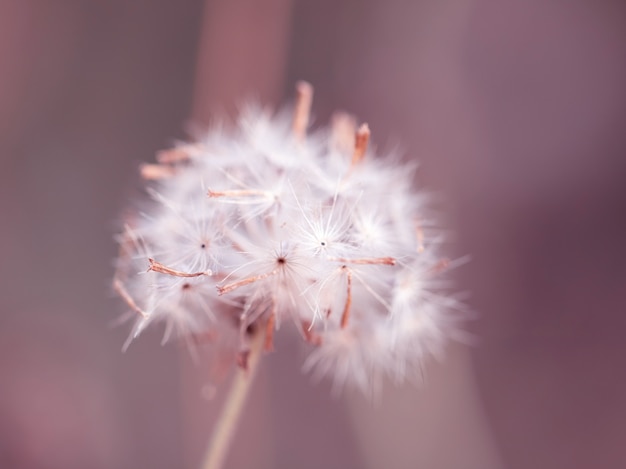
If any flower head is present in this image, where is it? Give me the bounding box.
[113,82,463,395]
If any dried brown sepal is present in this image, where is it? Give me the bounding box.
[340,270,353,329]
[415,221,425,253]
[217,270,278,296]
[351,123,370,165]
[292,81,313,140]
[301,320,322,346]
[156,144,197,164]
[139,163,177,180]
[330,256,396,266]
[429,258,450,274]
[148,258,212,277]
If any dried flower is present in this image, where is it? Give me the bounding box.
[113,82,462,395]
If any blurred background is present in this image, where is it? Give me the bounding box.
[1,1,625,468]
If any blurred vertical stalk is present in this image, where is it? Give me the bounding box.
[192,0,293,124]
[200,329,265,469]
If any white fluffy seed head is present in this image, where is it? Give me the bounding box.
[113,84,463,395]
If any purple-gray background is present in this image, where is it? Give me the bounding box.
[1,1,625,468]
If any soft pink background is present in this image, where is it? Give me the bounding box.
[1,1,625,468]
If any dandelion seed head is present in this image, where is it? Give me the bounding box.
[112,82,464,394]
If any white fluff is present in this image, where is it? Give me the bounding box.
[113,86,462,395]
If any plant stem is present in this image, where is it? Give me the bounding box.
[200,329,265,469]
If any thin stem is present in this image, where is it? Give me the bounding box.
[148,258,212,277]
[200,327,265,469]
[329,256,396,266]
